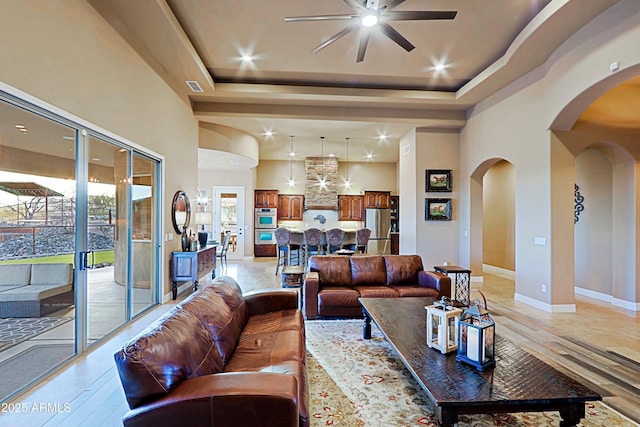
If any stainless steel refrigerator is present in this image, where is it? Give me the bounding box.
[365,208,391,254]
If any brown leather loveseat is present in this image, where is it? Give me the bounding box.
[114,276,308,427]
[304,254,451,319]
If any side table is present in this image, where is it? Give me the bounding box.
[281,265,305,309]
[433,265,471,306]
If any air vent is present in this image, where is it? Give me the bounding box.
[185,80,203,93]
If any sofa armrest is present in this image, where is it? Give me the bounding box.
[418,271,451,298]
[123,372,298,427]
[244,289,299,316]
[303,272,319,319]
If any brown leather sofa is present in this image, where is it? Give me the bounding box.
[304,254,451,319]
[114,276,308,427]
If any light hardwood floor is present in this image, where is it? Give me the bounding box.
[0,258,638,426]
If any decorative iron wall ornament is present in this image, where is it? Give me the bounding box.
[574,184,584,223]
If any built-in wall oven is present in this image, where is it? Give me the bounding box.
[254,208,277,245]
[255,208,277,229]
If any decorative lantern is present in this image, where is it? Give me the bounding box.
[425,297,462,354]
[456,304,495,371]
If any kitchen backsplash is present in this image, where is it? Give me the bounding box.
[278,209,363,232]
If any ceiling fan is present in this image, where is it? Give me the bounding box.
[284,0,457,62]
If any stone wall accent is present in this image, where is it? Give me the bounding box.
[305,157,338,209]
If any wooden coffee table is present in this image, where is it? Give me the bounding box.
[359,297,602,427]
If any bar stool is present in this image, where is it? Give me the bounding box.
[303,228,324,264]
[325,228,345,254]
[275,227,300,275]
[355,228,371,253]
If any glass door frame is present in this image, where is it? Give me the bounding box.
[0,85,164,356]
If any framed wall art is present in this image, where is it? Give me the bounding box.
[425,198,452,221]
[426,169,452,192]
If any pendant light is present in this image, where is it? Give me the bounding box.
[288,135,295,187]
[318,136,327,190]
[345,137,351,189]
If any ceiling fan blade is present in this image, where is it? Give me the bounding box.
[343,0,366,11]
[312,23,359,53]
[356,31,370,62]
[379,22,415,52]
[284,14,357,22]
[383,0,406,11]
[385,10,457,21]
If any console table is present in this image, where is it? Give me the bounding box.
[170,245,217,299]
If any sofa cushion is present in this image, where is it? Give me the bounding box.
[389,285,440,298]
[178,286,228,371]
[384,255,424,286]
[30,263,73,286]
[309,256,352,287]
[350,256,386,286]
[0,284,73,302]
[224,329,305,371]
[355,285,399,298]
[205,277,249,364]
[318,287,361,308]
[0,264,31,287]
[242,309,304,336]
[114,308,221,409]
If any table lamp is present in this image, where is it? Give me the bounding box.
[195,212,212,248]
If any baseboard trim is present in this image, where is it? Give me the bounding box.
[612,297,640,312]
[514,293,576,313]
[482,264,515,279]
[574,287,613,303]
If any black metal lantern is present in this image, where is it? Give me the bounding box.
[456,305,495,371]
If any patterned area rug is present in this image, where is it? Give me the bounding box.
[306,319,636,427]
[0,317,73,352]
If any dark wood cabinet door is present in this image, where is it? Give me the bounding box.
[364,191,391,208]
[278,195,303,220]
[255,190,278,208]
[339,195,364,220]
[290,195,303,220]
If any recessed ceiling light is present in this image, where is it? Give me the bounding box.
[241,55,253,62]
[378,134,387,140]
[366,153,374,160]
[328,153,335,157]
[91,157,101,161]
[289,151,296,157]
[15,124,26,129]
[62,135,74,140]
[264,130,274,137]
[434,63,446,72]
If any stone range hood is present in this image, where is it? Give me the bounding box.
[305,157,338,210]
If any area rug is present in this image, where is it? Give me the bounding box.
[305,319,636,427]
[0,343,74,401]
[0,317,73,352]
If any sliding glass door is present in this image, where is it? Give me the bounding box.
[0,91,161,398]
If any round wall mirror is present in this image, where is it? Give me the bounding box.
[171,191,191,234]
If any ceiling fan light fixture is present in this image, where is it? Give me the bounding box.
[361,13,378,27]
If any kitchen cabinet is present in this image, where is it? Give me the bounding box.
[255,190,278,208]
[364,191,391,209]
[278,195,304,220]
[338,195,364,221]
[390,233,399,255]
[390,195,399,232]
